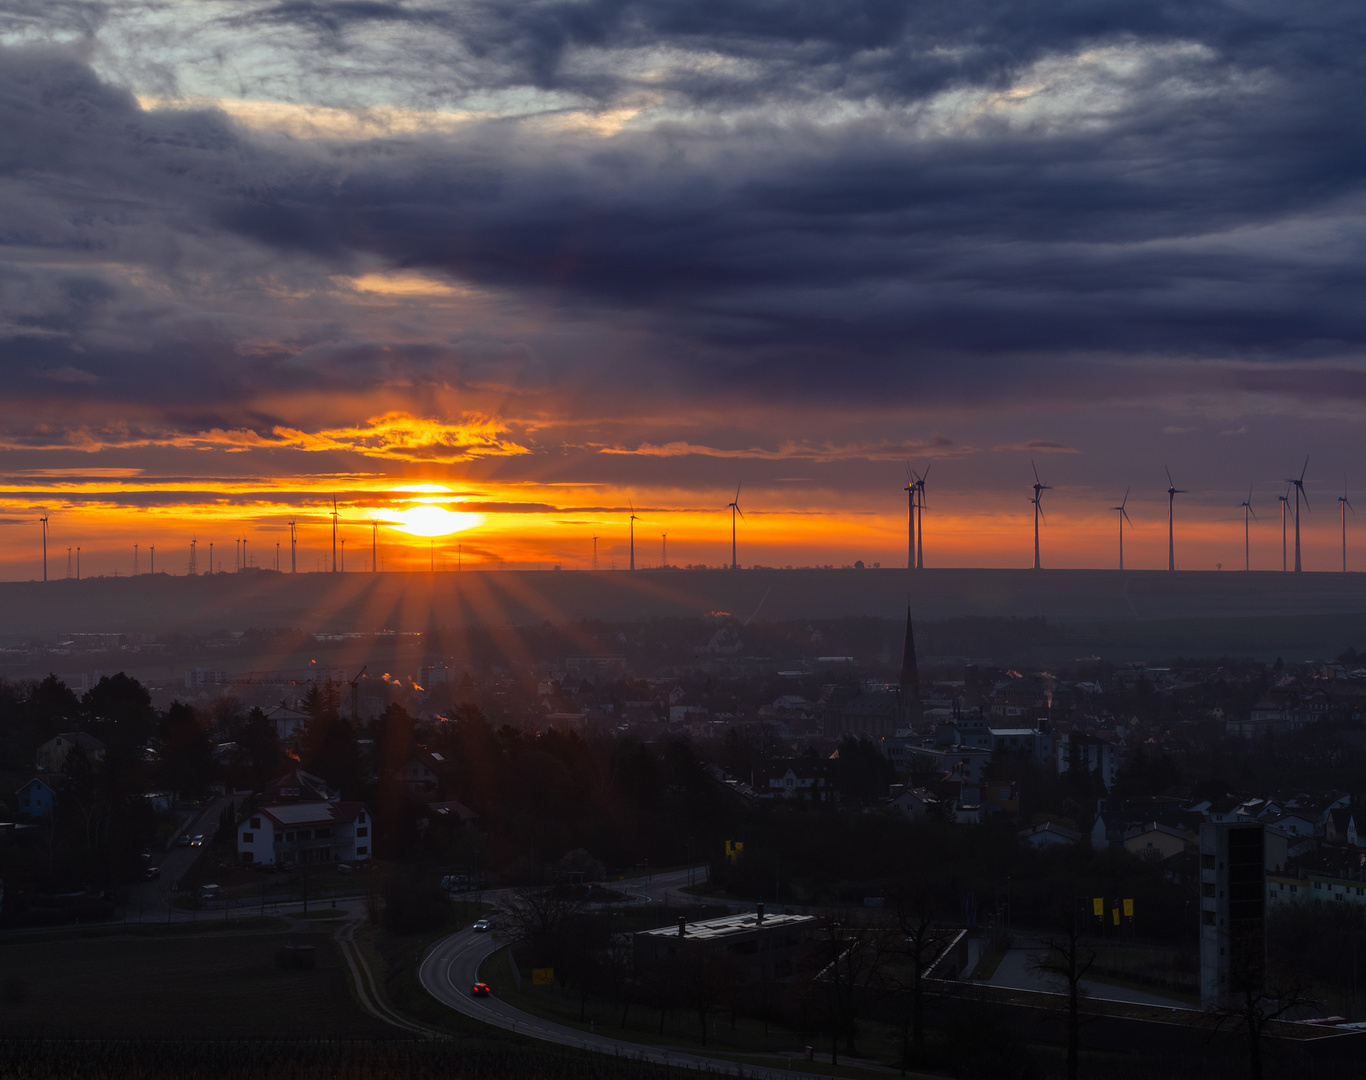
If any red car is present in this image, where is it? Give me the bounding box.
[470,982,492,997]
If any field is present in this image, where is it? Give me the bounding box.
[0,923,393,1039]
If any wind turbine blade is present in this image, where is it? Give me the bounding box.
[1165,465,1174,488]
[1300,455,1309,483]
[1121,486,1130,509]
[1122,508,1132,526]
[1032,460,1040,484]
[735,481,742,502]
[921,462,931,484]
[736,506,745,520]
[1037,504,1047,525]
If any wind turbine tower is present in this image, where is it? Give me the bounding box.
[728,484,745,570]
[189,536,197,576]
[592,536,598,571]
[915,465,930,569]
[628,502,638,571]
[661,533,667,566]
[331,498,340,573]
[288,520,297,573]
[1286,458,1309,573]
[1340,486,1353,573]
[1165,466,1187,571]
[903,465,916,570]
[370,521,378,572]
[1030,462,1051,570]
[1112,489,1132,570]
[40,516,48,582]
[1278,489,1289,571]
[1239,487,1257,571]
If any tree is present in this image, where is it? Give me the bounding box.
[1206,920,1318,1080]
[157,702,215,797]
[801,909,895,1064]
[889,880,949,1070]
[1029,906,1097,1080]
[235,707,285,789]
[499,885,584,976]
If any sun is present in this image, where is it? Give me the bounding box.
[381,504,484,537]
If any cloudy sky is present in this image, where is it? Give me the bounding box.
[1,0,1364,576]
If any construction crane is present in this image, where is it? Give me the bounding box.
[348,665,367,723]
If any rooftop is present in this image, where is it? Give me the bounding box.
[638,911,815,942]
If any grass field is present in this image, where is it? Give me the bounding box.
[0,924,394,1039]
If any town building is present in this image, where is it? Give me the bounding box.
[633,906,816,982]
[14,776,57,819]
[1199,821,1266,1009]
[236,802,372,866]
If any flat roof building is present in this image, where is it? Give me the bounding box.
[634,907,816,982]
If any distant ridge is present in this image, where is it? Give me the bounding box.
[3,568,1366,639]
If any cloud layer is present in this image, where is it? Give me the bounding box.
[1,0,1365,572]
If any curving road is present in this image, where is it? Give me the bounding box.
[418,868,836,1079]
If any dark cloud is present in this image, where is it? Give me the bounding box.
[0,0,1364,433]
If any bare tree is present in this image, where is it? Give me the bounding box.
[889,883,948,1072]
[1029,907,1097,1080]
[1205,921,1318,1080]
[800,908,896,1065]
[499,884,584,980]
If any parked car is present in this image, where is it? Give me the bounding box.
[143,866,161,880]
[470,982,491,997]
[251,861,278,874]
[177,835,191,847]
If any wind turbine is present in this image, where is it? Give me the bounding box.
[40,515,48,582]
[903,464,917,570]
[371,520,378,572]
[628,501,639,571]
[1239,486,1257,572]
[727,483,745,570]
[915,464,930,569]
[1030,462,1050,570]
[1286,457,1309,573]
[1112,488,1132,570]
[1164,466,1186,571]
[1340,485,1353,573]
[1278,488,1290,571]
[288,521,297,573]
[331,497,340,573]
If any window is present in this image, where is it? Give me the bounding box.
[285,832,295,842]
[242,832,254,843]
[250,817,260,829]
[1202,911,1215,925]
[1202,883,1215,898]
[315,827,333,839]
[1201,854,1215,870]
[358,811,366,823]
[356,827,368,837]
[356,846,368,855]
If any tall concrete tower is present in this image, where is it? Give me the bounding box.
[1199,821,1266,1009]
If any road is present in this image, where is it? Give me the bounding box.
[124,793,239,917]
[418,868,844,1079]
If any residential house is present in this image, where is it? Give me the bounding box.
[237,802,372,866]
[266,704,312,746]
[1019,821,1081,850]
[14,776,57,819]
[889,786,940,820]
[1055,732,1123,791]
[262,769,338,803]
[761,761,830,801]
[1123,822,1193,861]
[35,732,105,774]
[1325,808,1362,848]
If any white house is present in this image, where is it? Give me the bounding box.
[15,776,57,819]
[237,802,373,866]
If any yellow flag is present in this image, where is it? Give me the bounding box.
[1093,897,1103,917]
[1112,907,1120,926]
[1123,899,1134,918]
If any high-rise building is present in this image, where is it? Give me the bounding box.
[1199,821,1266,1008]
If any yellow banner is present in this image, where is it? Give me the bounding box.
[1093,898,1103,917]
[1123,899,1134,918]
[1112,908,1120,926]
[532,968,555,986]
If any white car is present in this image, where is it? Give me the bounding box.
[472,918,492,932]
